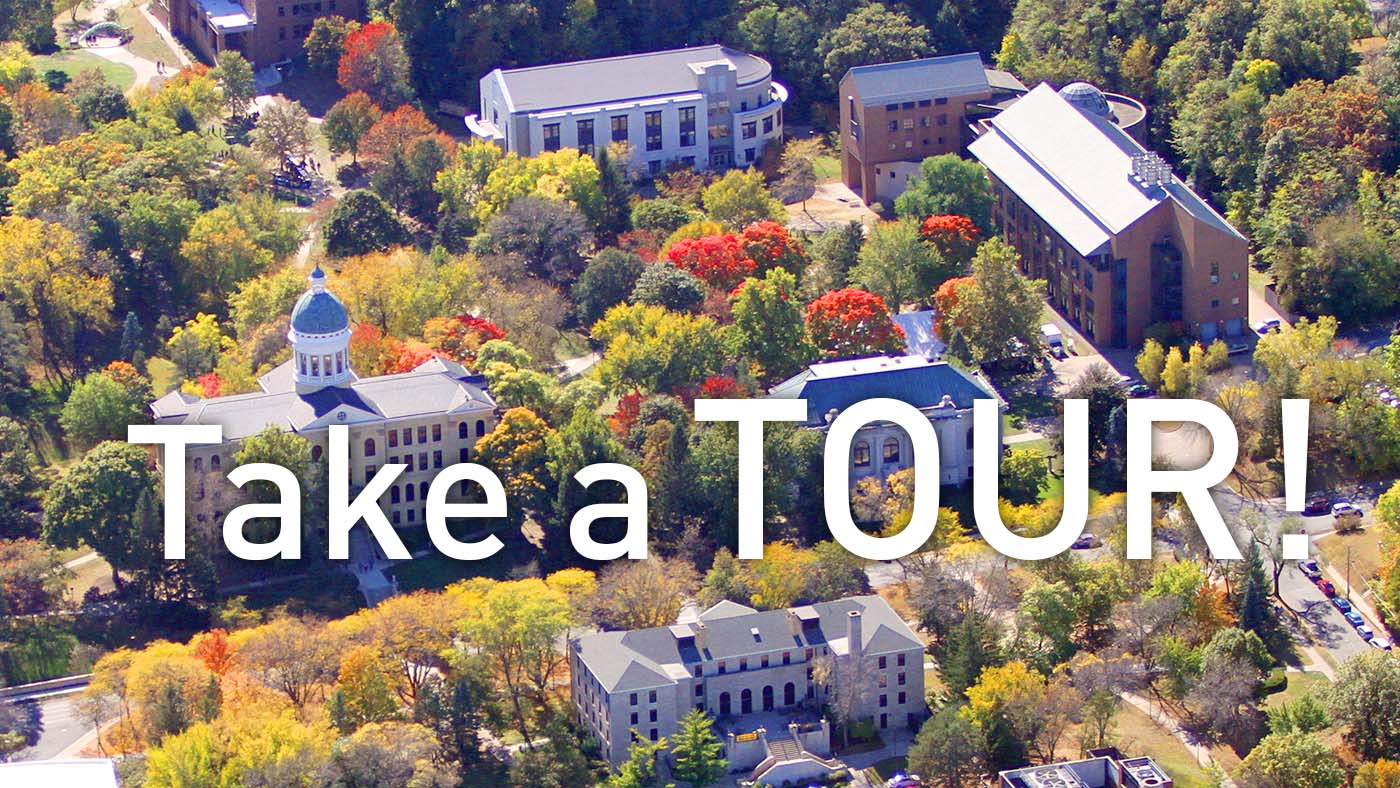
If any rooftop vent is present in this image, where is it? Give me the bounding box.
[1131,153,1172,187]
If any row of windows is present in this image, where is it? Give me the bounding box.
[886,137,945,151]
[297,351,345,378]
[886,115,947,132]
[883,97,948,111]
[277,1,335,16]
[542,110,775,154]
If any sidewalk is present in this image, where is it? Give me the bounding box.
[1119,692,1236,788]
[1324,563,1393,641]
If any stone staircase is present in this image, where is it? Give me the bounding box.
[750,731,844,785]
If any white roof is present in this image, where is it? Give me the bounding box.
[969,84,1244,257]
[196,0,253,30]
[0,759,119,788]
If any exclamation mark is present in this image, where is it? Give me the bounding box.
[1282,398,1310,560]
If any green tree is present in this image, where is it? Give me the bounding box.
[0,417,41,538]
[212,51,257,118]
[700,168,783,230]
[908,706,985,788]
[820,5,930,85]
[999,448,1047,506]
[323,91,381,165]
[1135,339,1166,388]
[59,368,150,449]
[68,70,128,127]
[42,441,158,591]
[810,221,865,292]
[730,267,815,383]
[631,261,706,312]
[894,154,995,232]
[592,303,725,394]
[507,719,595,788]
[325,190,408,257]
[669,708,726,786]
[850,218,951,309]
[305,15,359,73]
[608,736,666,788]
[1234,731,1344,788]
[1326,651,1400,761]
[947,239,1045,362]
[573,248,646,326]
[631,199,696,234]
[1266,693,1330,734]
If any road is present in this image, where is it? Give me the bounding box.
[9,688,92,761]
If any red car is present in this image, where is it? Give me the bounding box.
[1317,579,1336,596]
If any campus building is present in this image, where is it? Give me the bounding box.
[466,45,787,174]
[150,267,498,540]
[838,53,1148,205]
[969,83,1247,348]
[571,595,924,777]
[151,0,362,68]
[1000,749,1173,788]
[768,355,1001,488]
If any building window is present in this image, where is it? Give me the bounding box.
[742,121,756,139]
[918,99,931,107]
[934,97,948,105]
[938,114,948,126]
[630,693,637,706]
[645,111,663,151]
[888,120,898,132]
[432,424,441,441]
[902,118,913,130]
[898,672,906,685]
[477,420,487,437]
[211,455,221,471]
[433,451,442,469]
[611,115,628,142]
[630,712,638,725]
[898,691,906,704]
[739,658,748,672]
[649,709,657,722]
[648,160,662,175]
[392,510,401,524]
[762,115,774,134]
[679,107,697,147]
[391,486,401,504]
[403,428,412,446]
[885,103,898,111]
[417,426,427,444]
[543,123,560,151]
[577,118,594,156]
[695,683,704,696]
[920,116,929,128]
[364,438,376,457]
[854,441,871,467]
[312,445,324,461]
[193,457,203,472]
[648,690,656,703]
[419,452,427,470]
[459,447,469,463]
[882,439,900,464]
[405,455,414,472]
[879,695,888,708]
[897,654,906,667]
[405,483,415,502]
[458,422,468,439]
[364,464,376,479]
[745,147,755,162]
[389,431,398,448]
[1210,261,1220,283]
[878,656,887,669]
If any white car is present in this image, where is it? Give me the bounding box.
[1254,319,1282,334]
[1298,560,1321,579]
[1371,637,1394,651]
[1358,624,1375,640]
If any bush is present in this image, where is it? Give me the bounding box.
[1258,668,1288,697]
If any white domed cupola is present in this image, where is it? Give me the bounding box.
[1059,81,1113,118]
[288,266,354,392]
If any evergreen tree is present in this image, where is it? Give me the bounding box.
[414,664,490,769]
[940,608,1001,697]
[670,708,726,786]
[946,328,973,366]
[0,303,31,415]
[119,311,143,363]
[594,145,632,244]
[1238,538,1272,636]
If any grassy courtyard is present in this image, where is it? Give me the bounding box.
[32,49,135,91]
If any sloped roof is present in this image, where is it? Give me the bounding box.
[891,310,946,359]
[573,595,922,693]
[768,355,995,425]
[490,45,773,113]
[968,83,1244,257]
[844,52,990,105]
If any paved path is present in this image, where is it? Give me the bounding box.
[1119,692,1236,788]
[82,38,163,91]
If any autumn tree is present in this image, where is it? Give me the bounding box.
[776,136,822,211]
[591,556,700,630]
[947,239,1046,362]
[234,616,340,710]
[700,168,783,229]
[805,288,905,359]
[323,91,381,164]
[1357,760,1400,788]
[665,233,757,290]
[1234,732,1344,788]
[475,407,557,517]
[921,214,981,266]
[1326,651,1400,761]
[337,21,415,107]
[592,303,725,394]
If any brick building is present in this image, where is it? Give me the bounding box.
[969,84,1248,348]
[151,0,361,67]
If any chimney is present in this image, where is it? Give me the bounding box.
[847,610,862,657]
[695,622,709,653]
[787,610,801,637]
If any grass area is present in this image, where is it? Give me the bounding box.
[32,49,135,91]
[813,153,841,182]
[554,331,591,363]
[147,356,180,396]
[233,570,362,618]
[115,1,178,66]
[869,756,908,779]
[64,552,116,603]
[1316,527,1384,592]
[391,538,533,591]
[1112,704,1215,788]
[1261,671,1331,711]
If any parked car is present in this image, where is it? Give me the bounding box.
[1227,342,1251,356]
[1334,597,1354,613]
[1371,637,1394,651]
[1254,319,1282,334]
[1303,495,1332,516]
[1071,534,1101,550]
[1299,559,1321,579]
[1317,579,1336,596]
[1358,624,1375,639]
[1345,611,1365,627]
[1127,383,1155,398]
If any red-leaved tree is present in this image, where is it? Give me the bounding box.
[805,289,906,359]
[423,314,505,367]
[739,220,809,275]
[920,214,981,265]
[360,104,438,166]
[608,390,645,437]
[932,275,976,337]
[666,234,757,290]
[337,21,414,108]
[387,339,442,373]
[195,372,222,398]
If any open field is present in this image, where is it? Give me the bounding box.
[115,1,178,65]
[1317,527,1384,593]
[32,49,135,90]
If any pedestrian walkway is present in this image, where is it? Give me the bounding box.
[135,0,191,67]
[1119,692,1236,788]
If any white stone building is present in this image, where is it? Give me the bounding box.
[466,45,787,174]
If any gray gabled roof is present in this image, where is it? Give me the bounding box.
[572,595,922,694]
[767,355,996,426]
[490,45,773,113]
[843,52,990,105]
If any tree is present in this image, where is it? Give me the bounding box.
[42,442,157,591]
[665,233,757,290]
[1326,651,1400,761]
[1137,339,1167,388]
[631,199,696,234]
[338,21,415,107]
[776,137,822,210]
[820,5,930,85]
[631,262,706,312]
[1356,760,1400,788]
[478,148,604,227]
[323,91,381,164]
[730,267,815,382]
[1266,693,1330,734]
[700,168,783,230]
[592,303,725,394]
[332,646,403,733]
[212,51,256,118]
[360,104,437,167]
[476,408,557,517]
[573,248,646,326]
[591,556,699,630]
[0,418,41,538]
[508,719,595,788]
[413,668,490,772]
[670,708,726,786]
[999,448,1047,506]
[305,15,360,73]
[851,218,953,308]
[325,190,408,257]
[250,97,314,169]
[474,196,594,287]
[325,721,449,788]
[895,154,995,232]
[962,660,1046,767]
[947,239,1046,362]
[235,616,340,710]
[805,288,905,359]
[1234,732,1344,788]
[739,220,808,276]
[0,538,68,617]
[68,71,128,127]
[921,214,981,267]
[59,367,150,448]
[908,706,985,788]
[810,221,864,291]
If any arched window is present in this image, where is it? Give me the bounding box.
[784,682,796,707]
[853,440,871,467]
[405,484,415,502]
[719,692,731,716]
[458,422,469,439]
[476,420,486,437]
[364,438,377,457]
[419,481,429,500]
[193,457,203,473]
[740,688,753,715]
[312,445,323,461]
[298,354,307,375]
[391,486,401,504]
[210,455,221,471]
[882,437,900,464]
[762,685,774,712]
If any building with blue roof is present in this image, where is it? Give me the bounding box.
[150,268,499,539]
[768,355,1001,487]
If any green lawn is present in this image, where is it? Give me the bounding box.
[32,49,135,91]
[147,356,180,396]
[115,1,178,66]
[1112,704,1215,788]
[813,153,841,182]
[1261,671,1330,711]
[391,538,533,591]
[869,756,908,779]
